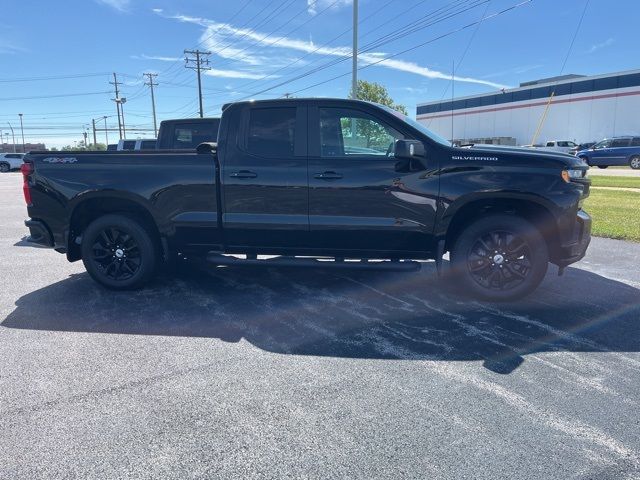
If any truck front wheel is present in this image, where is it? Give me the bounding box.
[81,214,158,290]
[450,214,549,301]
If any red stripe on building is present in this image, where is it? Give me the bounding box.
[417,90,640,120]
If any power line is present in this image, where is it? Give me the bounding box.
[0,72,111,83]
[229,0,491,103]
[287,0,533,96]
[0,91,111,101]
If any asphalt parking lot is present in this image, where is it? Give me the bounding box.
[1,172,639,479]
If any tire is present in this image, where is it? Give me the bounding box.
[450,214,549,302]
[81,214,158,290]
[629,156,640,170]
[0,162,9,173]
[597,165,608,169]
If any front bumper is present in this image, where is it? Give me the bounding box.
[24,219,54,247]
[555,209,591,267]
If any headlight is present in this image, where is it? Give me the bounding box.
[561,169,584,182]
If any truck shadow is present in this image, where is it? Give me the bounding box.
[2,262,639,374]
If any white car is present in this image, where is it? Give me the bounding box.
[540,140,578,154]
[0,153,25,172]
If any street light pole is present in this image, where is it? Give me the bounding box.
[351,0,358,99]
[103,116,109,145]
[7,122,16,153]
[18,114,25,153]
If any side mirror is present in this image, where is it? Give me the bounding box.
[196,142,217,154]
[394,139,425,160]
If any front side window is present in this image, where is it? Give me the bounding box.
[247,107,296,157]
[593,139,612,149]
[631,137,640,147]
[611,138,631,148]
[319,107,403,157]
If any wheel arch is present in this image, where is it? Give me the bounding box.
[67,192,163,262]
[442,194,560,259]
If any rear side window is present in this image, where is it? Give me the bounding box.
[546,142,554,147]
[630,137,640,147]
[611,138,631,148]
[171,122,218,149]
[6,154,22,159]
[122,140,136,150]
[247,107,296,157]
[141,140,156,149]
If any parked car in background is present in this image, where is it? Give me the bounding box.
[576,136,640,169]
[106,144,117,151]
[156,117,221,149]
[569,142,596,156]
[117,139,136,151]
[134,139,157,150]
[0,153,25,172]
[540,140,578,154]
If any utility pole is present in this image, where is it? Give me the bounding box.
[143,72,159,137]
[184,49,211,118]
[7,122,16,153]
[110,73,124,139]
[351,0,358,99]
[18,114,25,153]
[83,131,88,149]
[103,116,109,145]
[92,119,98,146]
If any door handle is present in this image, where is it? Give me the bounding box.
[230,170,257,179]
[314,171,343,180]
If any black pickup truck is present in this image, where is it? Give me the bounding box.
[21,98,591,301]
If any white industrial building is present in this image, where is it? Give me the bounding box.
[416,69,640,146]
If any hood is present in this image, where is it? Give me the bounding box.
[464,144,588,169]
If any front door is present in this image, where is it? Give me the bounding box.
[307,104,438,255]
[222,103,308,248]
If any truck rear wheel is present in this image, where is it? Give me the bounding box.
[81,214,158,290]
[450,214,548,301]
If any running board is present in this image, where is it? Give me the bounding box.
[206,254,422,272]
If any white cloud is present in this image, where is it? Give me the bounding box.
[96,0,130,12]
[131,54,182,62]
[157,11,509,90]
[206,69,278,80]
[0,39,26,55]
[587,38,614,54]
[152,8,163,13]
[307,0,352,15]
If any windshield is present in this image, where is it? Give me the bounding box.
[379,105,451,147]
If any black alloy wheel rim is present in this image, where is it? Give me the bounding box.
[91,227,141,281]
[466,230,532,291]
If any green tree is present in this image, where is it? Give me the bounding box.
[59,142,106,151]
[351,80,408,114]
[344,80,408,150]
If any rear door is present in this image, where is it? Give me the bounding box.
[307,102,438,254]
[221,102,309,248]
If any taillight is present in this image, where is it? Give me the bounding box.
[21,162,34,206]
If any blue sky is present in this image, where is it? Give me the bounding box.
[1,0,638,147]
